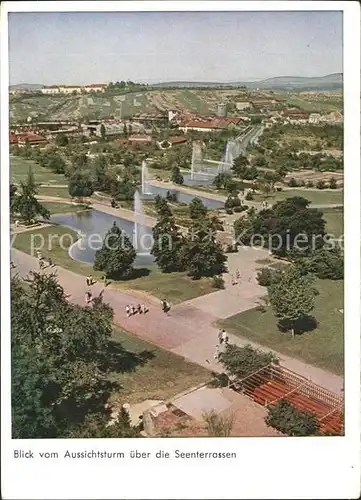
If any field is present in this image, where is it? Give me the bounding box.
[10,88,249,121]
[38,186,71,198]
[108,327,210,405]
[42,202,89,215]
[254,188,343,206]
[283,92,343,113]
[10,156,68,185]
[219,279,344,375]
[323,208,344,237]
[12,225,216,304]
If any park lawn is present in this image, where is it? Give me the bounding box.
[13,225,216,305]
[254,189,343,206]
[42,202,90,215]
[218,279,344,375]
[10,156,68,185]
[323,209,344,237]
[108,327,211,405]
[37,186,70,198]
[113,269,216,305]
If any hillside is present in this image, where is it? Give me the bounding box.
[9,84,343,123]
[151,73,343,90]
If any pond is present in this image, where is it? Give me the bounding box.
[147,184,224,210]
[50,210,154,267]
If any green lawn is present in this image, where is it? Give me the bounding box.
[254,189,343,206]
[108,327,210,405]
[10,156,68,185]
[286,96,343,113]
[42,202,90,215]
[218,279,344,375]
[13,225,216,304]
[114,268,216,305]
[37,186,71,198]
[323,209,344,237]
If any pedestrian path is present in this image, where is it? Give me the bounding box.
[10,248,344,394]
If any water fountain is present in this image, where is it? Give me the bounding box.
[190,142,203,180]
[133,190,150,255]
[217,142,234,174]
[141,160,152,195]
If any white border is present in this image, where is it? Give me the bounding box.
[1,2,360,499]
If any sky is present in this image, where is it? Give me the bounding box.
[8,11,343,85]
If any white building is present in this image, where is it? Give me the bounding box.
[236,101,251,110]
[309,113,321,124]
[41,86,61,95]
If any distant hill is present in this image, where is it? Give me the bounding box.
[10,83,43,90]
[151,73,343,90]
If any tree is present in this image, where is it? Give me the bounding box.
[151,198,184,272]
[100,124,106,141]
[203,410,235,437]
[68,172,94,201]
[267,265,317,339]
[232,154,249,177]
[94,222,136,279]
[219,344,278,380]
[55,134,69,147]
[11,272,123,438]
[170,165,184,185]
[189,197,208,220]
[181,218,227,279]
[266,400,319,436]
[305,246,344,280]
[10,183,18,216]
[123,123,128,137]
[15,169,50,225]
[328,177,337,189]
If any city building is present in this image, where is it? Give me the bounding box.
[309,113,321,124]
[41,84,106,95]
[128,135,152,145]
[10,132,47,146]
[179,117,243,133]
[236,101,251,110]
[217,103,227,117]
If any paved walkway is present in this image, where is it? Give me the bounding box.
[11,248,344,394]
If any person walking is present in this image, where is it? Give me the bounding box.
[214,344,220,361]
[130,305,135,316]
[137,304,142,314]
[125,305,130,317]
[236,269,241,282]
[162,299,170,314]
[85,290,92,305]
[222,330,229,345]
[218,329,224,344]
[141,303,147,314]
[86,276,90,287]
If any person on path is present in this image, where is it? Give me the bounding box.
[39,259,45,270]
[125,305,130,317]
[236,269,241,282]
[222,330,229,345]
[86,276,90,286]
[218,329,224,344]
[85,291,92,305]
[130,305,135,316]
[162,299,170,314]
[214,345,220,361]
[137,304,142,314]
[141,303,147,314]
[89,275,93,286]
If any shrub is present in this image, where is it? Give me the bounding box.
[256,267,275,287]
[298,179,306,187]
[316,179,326,190]
[306,180,314,188]
[276,186,283,192]
[245,191,254,201]
[266,399,319,436]
[288,177,298,187]
[328,177,338,189]
[226,209,233,215]
[234,205,248,213]
[212,275,225,289]
[219,344,278,380]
